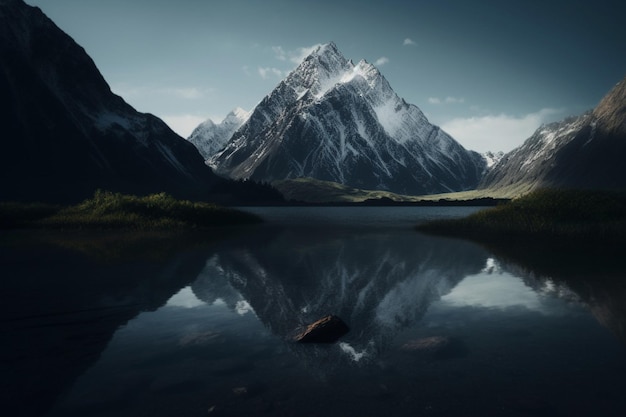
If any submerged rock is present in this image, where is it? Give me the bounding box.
[293,315,349,343]
[401,336,469,359]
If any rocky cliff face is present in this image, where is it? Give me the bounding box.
[481,76,626,193]
[0,0,217,203]
[208,43,486,195]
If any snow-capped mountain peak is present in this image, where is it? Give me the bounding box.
[205,42,486,195]
[482,151,505,169]
[187,107,250,160]
[230,107,251,121]
[284,42,353,99]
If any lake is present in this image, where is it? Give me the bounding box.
[2,207,625,417]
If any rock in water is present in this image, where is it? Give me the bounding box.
[293,315,349,343]
[401,336,469,359]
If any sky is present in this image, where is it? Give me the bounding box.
[25,0,626,153]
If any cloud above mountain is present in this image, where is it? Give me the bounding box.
[258,67,283,79]
[272,44,324,65]
[375,57,389,66]
[441,108,563,153]
[428,96,465,105]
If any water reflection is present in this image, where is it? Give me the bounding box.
[3,213,626,417]
[0,231,215,417]
[486,240,626,348]
[190,227,488,364]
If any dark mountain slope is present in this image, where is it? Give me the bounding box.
[0,0,217,203]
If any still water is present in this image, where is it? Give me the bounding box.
[2,207,626,417]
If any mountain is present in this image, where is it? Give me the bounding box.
[208,43,486,196]
[0,0,218,203]
[192,227,487,363]
[482,151,504,169]
[187,107,250,159]
[481,76,626,194]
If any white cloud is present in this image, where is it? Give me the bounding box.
[428,96,465,105]
[445,96,464,104]
[440,108,561,153]
[374,56,389,66]
[258,67,284,79]
[270,43,323,65]
[272,45,287,61]
[289,43,323,64]
[161,114,209,138]
[163,87,204,100]
[403,38,416,46]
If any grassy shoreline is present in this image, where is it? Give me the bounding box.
[0,190,262,230]
[416,189,626,244]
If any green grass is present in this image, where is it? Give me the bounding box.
[273,177,514,203]
[0,190,261,230]
[417,188,626,243]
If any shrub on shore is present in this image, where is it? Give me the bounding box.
[416,189,626,243]
[0,190,261,230]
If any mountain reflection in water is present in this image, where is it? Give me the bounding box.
[2,207,626,417]
[192,227,487,365]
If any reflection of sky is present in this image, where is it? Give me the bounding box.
[166,287,254,316]
[165,287,205,308]
[439,258,577,315]
[441,272,543,311]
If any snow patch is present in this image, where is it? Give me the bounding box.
[94,111,133,131]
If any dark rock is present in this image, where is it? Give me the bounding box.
[293,315,349,343]
[401,336,469,359]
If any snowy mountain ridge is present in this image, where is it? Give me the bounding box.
[187,107,250,159]
[479,114,592,192]
[206,42,486,195]
[482,151,505,169]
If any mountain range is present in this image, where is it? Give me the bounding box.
[480,77,626,195]
[3,0,625,204]
[192,41,625,199]
[201,43,486,196]
[187,107,250,160]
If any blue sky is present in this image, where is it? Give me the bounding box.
[25,0,626,152]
